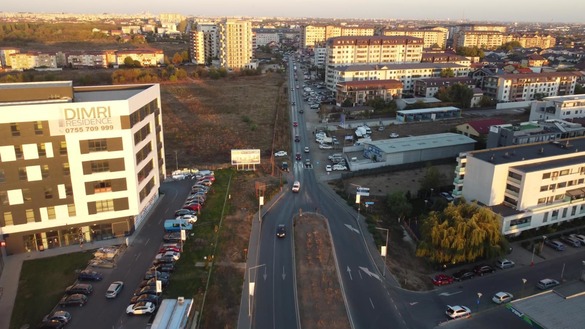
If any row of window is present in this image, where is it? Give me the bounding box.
[540,178,585,192]
[3,204,76,226]
[10,121,45,137]
[542,204,585,223]
[542,167,585,179]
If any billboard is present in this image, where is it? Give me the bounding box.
[231,149,261,165]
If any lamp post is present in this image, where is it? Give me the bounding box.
[259,196,264,223]
[248,264,266,318]
[174,150,178,171]
[521,278,527,297]
[356,193,361,222]
[375,227,389,277]
[477,292,482,312]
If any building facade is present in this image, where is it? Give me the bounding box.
[190,23,219,65]
[0,81,166,254]
[382,28,448,49]
[486,120,585,148]
[484,72,579,102]
[336,79,403,105]
[300,25,375,48]
[454,137,585,236]
[414,77,475,98]
[218,19,253,69]
[529,94,585,121]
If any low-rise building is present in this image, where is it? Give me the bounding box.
[487,120,585,148]
[456,118,507,138]
[336,79,403,106]
[529,94,585,121]
[414,77,475,98]
[115,49,165,67]
[483,72,580,102]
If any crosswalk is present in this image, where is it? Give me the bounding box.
[294,162,313,170]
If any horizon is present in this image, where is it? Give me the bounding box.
[1,0,584,24]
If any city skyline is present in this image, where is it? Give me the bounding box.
[2,0,584,23]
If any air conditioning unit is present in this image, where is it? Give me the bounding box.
[178,296,185,304]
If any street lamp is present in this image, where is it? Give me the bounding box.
[259,196,264,223]
[248,264,266,318]
[521,278,527,297]
[477,292,482,311]
[375,227,389,277]
[174,150,178,171]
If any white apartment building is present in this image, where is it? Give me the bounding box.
[115,49,165,67]
[253,28,280,48]
[328,62,470,92]
[382,28,448,49]
[10,52,58,70]
[313,46,327,67]
[530,94,585,121]
[218,19,253,70]
[66,51,108,68]
[453,30,506,50]
[300,25,375,48]
[0,81,166,254]
[190,23,219,65]
[454,137,585,236]
[484,72,579,102]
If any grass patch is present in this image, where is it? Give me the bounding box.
[10,252,94,329]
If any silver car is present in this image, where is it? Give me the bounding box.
[105,281,124,298]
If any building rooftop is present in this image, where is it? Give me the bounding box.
[471,137,585,165]
[337,79,403,89]
[336,62,466,72]
[494,71,581,80]
[365,132,475,154]
[464,118,507,135]
[74,85,151,102]
[397,106,459,114]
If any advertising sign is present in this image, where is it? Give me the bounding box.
[231,149,261,165]
[49,105,121,136]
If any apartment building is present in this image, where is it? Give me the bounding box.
[190,23,219,65]
[327,62,470,92]
[0,47,19,68]
[66,51,108,68]
[509,33,556,49]
[336,79,403,105]
[253,28,280,48]
[382,28,448,49]
[453,137,585,236]
[484,72,579,102]
[421,52,471,66]
[10,52,58,70]
[313,46,327,68]
[486,120,585,148]
[453,30,506,50]
[300,24,375,48]
[218,19,253,69]
[115,49,164,67]
[414,77,475,98]
[0,81,166,254]
[529,94,585,121]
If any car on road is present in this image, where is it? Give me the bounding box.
[492,291,513,304]
[432,274,454,286]
[276,224,286,238]
[299,109,304,113]
[59,294,88,307]
[545,239,565,251]
[304,146,309,153]
[291,101,295,106]
[126,301,156,315]
[378,126,385,131]
[445,305,471,319]
[295,135,300,142]
[536,278,560,290]
[473,264,495,276]
[105,281,124,298]
[274,151,287,157]
[292,181,301,193]
[560,235,581,248]
[295,152,302,161]
[325,165,332,172]
[495,258,515,269]
[77,270,103,281]
[452,269,475,281]
[42,310,71,325]
[319,144,333,150]
[389,133,400,138]
[293,121,298,127]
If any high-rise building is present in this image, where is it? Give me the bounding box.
[300,25,375,48]
[0,81,166,254]
[382,28,448,49]
[218,19,253,69]
[190,23,219,65]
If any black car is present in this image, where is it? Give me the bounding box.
[156,263,176,273]
[473,264,495,276]
[163,232,182,243]
[134,286,158,297]
[452,269,475,281]
[129,293,161,306]
[174,209,196,217]
[59,293,88,307]
[77,270,103,281]
[153,255,176,266]
[295,153,302,161]
[42,310,71,324]
[65,283,93,295]
[140,277,169,288]
[144,270,171,281]
[295,135,300,142]
[276,224,286,238]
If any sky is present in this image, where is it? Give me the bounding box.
[3,0,584,23]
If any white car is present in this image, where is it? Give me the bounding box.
[105,281,124,298]
[445,305,471,319]
[319,144,333,150]
[292,181,301,193]
[495,258,515,269]
[390,133,400,138]
[177,214,197,223]
[126,301,156,315]
[333,164,347,171]
[304,146,309,153]
[570,234,585,246]
[155,251,180,261]
[325,165,332,172]
[492,292,513,304]
[274,151,287,157]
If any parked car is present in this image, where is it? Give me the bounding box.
[159,246,181,253]
[473,264,495,276]
[495,258,515,269]
[183,204,201,212]
[144,270,171,281]
[153,255,177,266]
[333,164,348,171]
[445,305,471,319]
[276,224,286,238]
[174,209,195,217]
[176,214,197,224]
[126,301,156,315]
[274,151,287,157]
[536,278,560,290]
[155,251,180,261]
[65,283,93,295]
[440,192,454,202]
[155,263,176,273]
[325,165,332,172]
[389,133,400,138]
[570,234,585,246]
[319,144,333,150]
[291,181,301,193]
[452,269,475,281]
[77,270,103,281]
[560,235,581,248]
[492,291,513,304]
[545,239,566,251]
[129,293,160,306]
[42,310,71,325]
[105,281,124,298]
[140,277,169,288]
[163,232,182,243]
[134,286,158,297]
[59,294,88,307]
[197,179,213,186]
[432,274,454,286]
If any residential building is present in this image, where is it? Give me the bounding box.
[66,51,108,68]
[253,28,280,48]
[336,79,403,106]
[9,52,58,70]
[520,53,549,68]
[115,49,164,67]
[421,52,471,66]
[529,94,585,121]
[382,28,448,49]
[487,120,585,148]
[484,72,579,102]
[453,30,506,50]
[509,33,556,49]
[456,118,507,138]
[218,19,253,69]
[300,24,375,48]
[313,46,327,68]
[190,23,219,65]
[453,137,585,236]
[0,47,19,68]
[0,81,166,254]
[328,62,470,92]
[414,77,475,98]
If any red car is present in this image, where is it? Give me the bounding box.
[159,246,181,253]
[183,204,201,212]
[202,175,215,182]
[432,274,454,286]
[293,121,298,127]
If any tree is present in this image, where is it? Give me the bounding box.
[172,52,183,65]
[386,192,412,220]
[440,68,455,78]
[419,165,447,195]
[123,56,135,67]
[416,201,504,265]
[456,46,484,59]
[497,41,522,52]
[575,84,585,95]
[341,98,353,107]
[449,84,473,108]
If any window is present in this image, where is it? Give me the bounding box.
[68,204,76,216]
[59,141,67,155]
[562,208,568,218]
[557,182,567,189]
[543,173,551,180]
[10,123,20,136]
[41,165,49,178]
[18,167,27,181]
[44,187,53,199]
[63,163,70,176]
[65,184,73,196]
[94,181,112,193]
[540,185,548,192]
[15,145,23,159]
[537,197,547,204]
[3,212,13,225]
[88,139,107,152]
[23,189,32,201]
[560,169,570,176]
[47,206,56,220]
[571,206,577,216]
[91,161,109,173]
[543,212,548,223]
[25,209,35,223]
[34,121,43,135]
[0,191,7,205]
[0,169,5,182]
[552,210,559,219]
[510,216,532,227]
[96,199,114,213]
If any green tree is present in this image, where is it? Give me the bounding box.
[497,41,522,52]
[386,192,413,220]
[419,165,447,195]
[172,52,183,65]
[416,201,504,265]
[440,68,455,78]
[449,84,473,108]
[123,56,135,67]
[456,46,484,59]
[342,98,353,107]
[575,84,585,95]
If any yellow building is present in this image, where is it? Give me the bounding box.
[382,28,448,49]
[300,25,375,48]
[218,19,253,69]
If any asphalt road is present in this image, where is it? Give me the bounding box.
[64,179,194,329]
